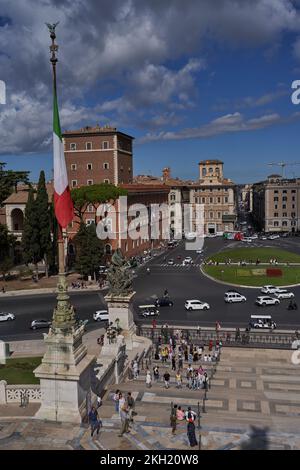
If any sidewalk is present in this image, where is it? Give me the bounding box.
[0,283,107,297]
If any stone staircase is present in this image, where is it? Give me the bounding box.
[97,347,300,449]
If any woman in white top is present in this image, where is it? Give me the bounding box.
[145,370,152,388]
[118,393,125,416]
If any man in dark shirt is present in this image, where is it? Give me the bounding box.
[163,371,171,389]
[88,406,101,437]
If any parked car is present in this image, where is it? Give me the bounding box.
[224,292,247,303]
[196,249,203,254]
[261,285,281,294]
[98,265,108,274]
[242,237,253,243]
[268,234,280,240]
[274,290,295,300]
[183,256,193,264]
[30,319,51,330]
[93,310,109,322]
[168,259,174,265]
[255,296,280,306]
[0,312,15,322]
[185,299,210,311]
[155,297,174,307]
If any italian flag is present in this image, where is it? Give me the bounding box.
[53,87,74,228]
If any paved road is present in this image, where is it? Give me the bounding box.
[0,237,299,340]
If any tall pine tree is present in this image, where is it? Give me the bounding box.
[35,171,51,277]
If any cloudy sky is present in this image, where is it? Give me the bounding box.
[1,0,300,183]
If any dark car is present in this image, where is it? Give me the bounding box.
[155,298,174,307]
[30,319,51,330]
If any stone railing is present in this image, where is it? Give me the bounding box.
[0,381,41,405]
[136,325,298,350]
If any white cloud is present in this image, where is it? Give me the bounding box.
[139,111,300,143]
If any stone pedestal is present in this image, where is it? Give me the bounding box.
[34,324,94,423]
[104,292,137,350]
[0,341,9,365]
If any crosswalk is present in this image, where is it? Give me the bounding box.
[158,263,202,268]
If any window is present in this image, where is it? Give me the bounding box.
[71,180,77,187]
[217,212,221,218]
[102,141,109,150]
[105,244,112,255]
[274,190,278,194]
[283,212,287,217]
[87,204,94,213]
[274,221,279,227]
[282,204,286,209]
[87,179,93,185]
[282,221,288,226]
[292,196,295,201]
[103,162,109,170]
[202,168,207,177]
[292,190,296,193]
[283,190,287,194]
[71,164,77,170]
[86,142,92,150]
[210,212,213,219]
[87,163,93,170]
[217,197,221,203]
[292,204,295,209]
[202,197,205,204]
[104,179,110,184]
[210,197,213,203]
[170,211,175,217]
[274,205,278,209]
[86,219,94,226]
[70,143,76,150]
[274,212,278,217]
[170,193,176,201]
[209,167,213,173]
[273,197,278,202]
[291,212,296,217]
[282,196,287,201]
[224,188,228,192]
[224,197,228,203]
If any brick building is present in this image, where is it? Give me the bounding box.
[63,125,134,187]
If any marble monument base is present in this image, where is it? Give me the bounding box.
[34,325,95,424]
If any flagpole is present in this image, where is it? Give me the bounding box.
[48,24,65,275]
[47,23,75,330]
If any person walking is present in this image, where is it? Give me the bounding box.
[170,409,177,435]
[145,369,152,388]
[171,355,176,371]
[88,406,102,437]
[118,402,130,437]
[113,389,120,413]
[175,371,182,388]
[153,365,159,382]
[133,360,139,379]
[127,392,135,425]
[118,392,125,416]
[163,370,171,389]
[187,418,198,447]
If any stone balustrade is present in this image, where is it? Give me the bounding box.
[0,381,41,404]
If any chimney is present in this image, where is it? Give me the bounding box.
[162,167,171,182]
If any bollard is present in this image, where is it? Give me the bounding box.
[202,397,206,413]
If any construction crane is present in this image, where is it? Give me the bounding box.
[267,162,300,178]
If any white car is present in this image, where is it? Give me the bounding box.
[224,292,247,303]
[185,299,210,311]
[250,234,258,240]
[268,234,280,240]
[242,237,252,243]
[183,257,193,264]
[0,312,15,322]
[255,296,280,306]
[93,310,109,322]
[196,249,203,254]
[274,290,295,300]
[261,285,281,294]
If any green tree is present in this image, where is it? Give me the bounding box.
[0,162,30,206]
[0,257,14,281]
[35,171,51,277]
[22,188,40,277]
[0,223,16,263]
[71,183,127,223]
[74,222,104,279]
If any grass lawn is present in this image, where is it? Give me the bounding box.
[206,247,300,264]
[0,357,42,384]
[203,265,300,286]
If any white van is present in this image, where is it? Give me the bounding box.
[93,310,109,322]
[224,292,247,303]
[249,315,276,329]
